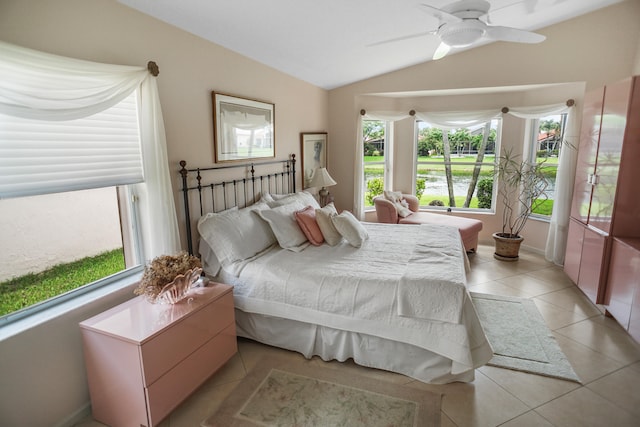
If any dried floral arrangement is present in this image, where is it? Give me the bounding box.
[134,251,202,302]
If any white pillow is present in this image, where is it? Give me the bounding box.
[256,201,310,252]
[269,191,320,210]
[197,202,275,268]
[315,202,342,246]
[198,237,221,276]
[383,190,411,218]
[331,211,369,248]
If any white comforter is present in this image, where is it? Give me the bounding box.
[225,222,492,374]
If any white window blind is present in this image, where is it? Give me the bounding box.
[0,91,143,199]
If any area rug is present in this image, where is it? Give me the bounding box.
[471,292,580,383]
[203,356,441,427]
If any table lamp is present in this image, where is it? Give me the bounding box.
[309,167,336,206]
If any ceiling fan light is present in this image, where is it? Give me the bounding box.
[438,21,485,48]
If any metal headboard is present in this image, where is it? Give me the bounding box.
[179,154,296,255]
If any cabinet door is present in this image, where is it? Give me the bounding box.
[611,76,640,238]
[564,218,585,284]
[578,227,608,304]
[571,88,604,223]
[605,239,638,331]
[588,78,630,234]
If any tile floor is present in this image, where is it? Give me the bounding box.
[76,243,640,427]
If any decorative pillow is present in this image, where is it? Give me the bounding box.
[256,201,310,252]
[314,202,342,246]
[294,205,324,246]
[331,210,369,248]
[197,202,275,269]
[269,191,320,210]
[383,190,412,218]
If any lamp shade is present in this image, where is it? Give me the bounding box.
[309,167,336,188]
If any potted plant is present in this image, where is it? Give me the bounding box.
[492,148,548,261]
[134,252,202,303]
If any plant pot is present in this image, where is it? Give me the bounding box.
[492,232,524,261]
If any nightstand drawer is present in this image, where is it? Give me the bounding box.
[141,291,234,385]
[145,324,237,425]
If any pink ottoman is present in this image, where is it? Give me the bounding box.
[399,212,483,252]
[373,194,483,252]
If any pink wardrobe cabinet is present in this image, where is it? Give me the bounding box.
[564,75,640,340]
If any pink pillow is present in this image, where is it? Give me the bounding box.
[294,205,324,245]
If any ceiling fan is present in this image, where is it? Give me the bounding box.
[426,0,546,59]
[375,0,546,60]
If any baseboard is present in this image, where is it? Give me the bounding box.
[53,402,91,427]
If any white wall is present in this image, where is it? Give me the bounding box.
[0,1,327,426]
[0,188,123,282]
[327,0,640,251]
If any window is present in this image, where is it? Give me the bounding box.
[0,93,144,323]
[362,120,393,208]
[527,113,568,218]
[415,119,500,210]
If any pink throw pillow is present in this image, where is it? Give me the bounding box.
[294,205,324,245]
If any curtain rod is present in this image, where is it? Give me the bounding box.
[502,99,574,113]
[147,61,159,76]
[362,99,575,116]
[360,109,416,116]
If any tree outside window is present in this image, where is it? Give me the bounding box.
[415,120,499,210]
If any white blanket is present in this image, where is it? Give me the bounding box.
[220,222,492,373]
[396,225,467,323]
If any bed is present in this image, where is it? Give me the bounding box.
[179,155,492,384]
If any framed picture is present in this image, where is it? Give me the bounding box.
[301,132,328,189]
[212,92,275,162]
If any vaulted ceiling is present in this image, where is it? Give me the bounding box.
[118,0,624,89]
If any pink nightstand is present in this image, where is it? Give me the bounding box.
[80,283,236,427]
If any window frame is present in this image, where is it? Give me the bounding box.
[526,113,568,221]
[0,93,146,326]
[0,185,144,327]
[362,119,393,210]
[414,119,501,212]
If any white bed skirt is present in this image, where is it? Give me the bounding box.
[235,308,476,384]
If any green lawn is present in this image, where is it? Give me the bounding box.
[0,249,125,316]
[365,154,557,210]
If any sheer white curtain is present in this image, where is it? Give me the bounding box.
[414,109,501,130]
[0,40,180,260]
[507,102,577,265]
[355,110,412,219]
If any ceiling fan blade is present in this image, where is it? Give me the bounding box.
[367,30,433,47]
[420,3,462,24]
[433,42,451,60]
[485,26,546,44]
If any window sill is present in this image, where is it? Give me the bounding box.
[0,270,142,342]
[529,215,552,224]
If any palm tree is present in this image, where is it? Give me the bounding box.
[464,122,491,207]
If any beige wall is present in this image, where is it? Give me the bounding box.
[328,0,640,250]
[0,1,327,426]
[0,0,328,250]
